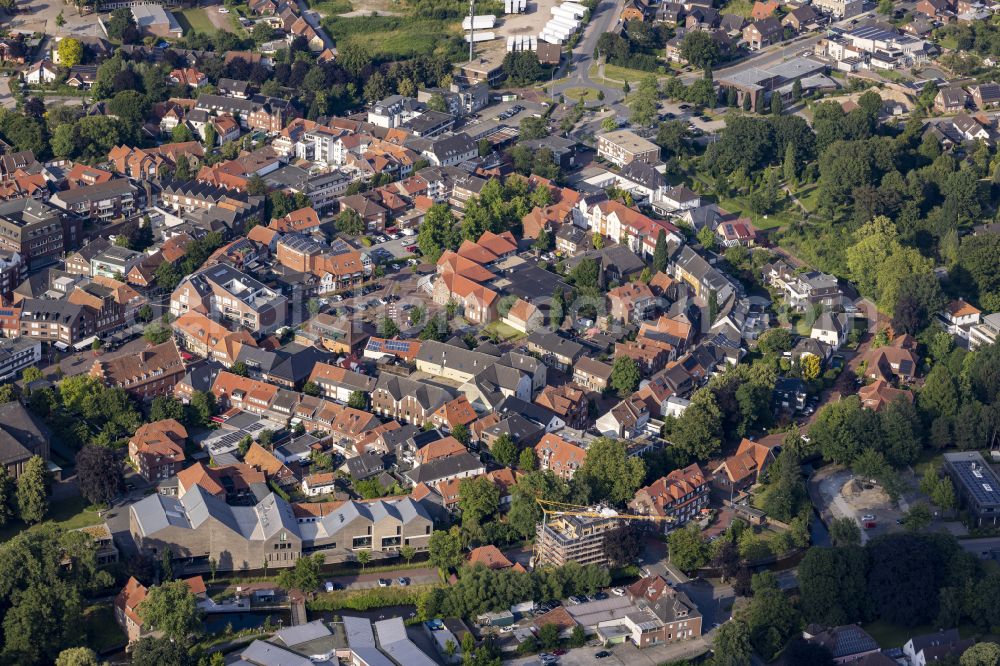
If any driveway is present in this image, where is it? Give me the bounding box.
[324,567,440,590]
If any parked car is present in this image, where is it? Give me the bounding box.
[611,587,625,596]
[324,581,344,592]
[553,649,567,656]
[397,577,409,586]
[595,651,612,659]
[378,579,391,587]
[594,591,609,600]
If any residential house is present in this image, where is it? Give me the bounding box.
[773,376,807,412]
[862,335,919,383]
[525,331,585,372]
[751,0,778,20]
[128,419,188,483]
[970,312,1000,350]
[608,281,658,324]
[595,397,650,439]
[939,299,981,339]
[170,264,288,335]
[711,435,780,496]
[372,374,454,425]
[534,433,587,480]
[935,86,968,113]
[24,59,58,85]
[0,401,50,480]
[0,198,82,270]
[172,310,257,366]
[810,311,850,348]
[629,464,709,531]
[50,179,142,222]
[90,340,185,401]
[534,384,589,430]
[743,17,783,49]
[903,630,975,666]
[503,298,543,334]
[573,357,613,392]
[969,83,1000,110]
[858,379,914,412]
[597,130,660,168]
[782,5,819,31]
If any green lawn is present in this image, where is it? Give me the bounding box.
[589,63,661,87]
[483,321,526,341]
[720,0,753,16]
[84,603,127,652]
[563,87,601,102]
[322,15,461,59]
[173,8,216,35]
[0,495,103,541]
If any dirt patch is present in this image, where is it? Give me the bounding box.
[840,477,893,512]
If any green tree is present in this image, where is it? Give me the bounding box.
[902,502,932,531]
[518,447,537,471]
[303,381,321,397]
[961,643,1000,666]
[575,438,645,505]
[713,619,753,666]
[276,553,324,591]
[357,549,371,571]
[696,225,716,250]
[55,647,100,666]
[379,315,400,338]
[336,209,365,236]
[400,544,416,565]
[57,38,83,69]
[652,230,668,273]
[680,30,721,69]
[520,116,548,140]
[0,466,13,526]
[130,636,194,666]
[609,356,640,397]
[829,516,861,547]
[491,433,518,466]
[16,455,48,524]
[459,476,500,526]
[138,580,202,640]
[418,204,456,263]
[452,423,470,445]
[670,388,723,459]
[75,444,123,505]
[668,523,708,571]
[428,528,464,570]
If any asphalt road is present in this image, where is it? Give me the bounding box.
[551,0,628,106]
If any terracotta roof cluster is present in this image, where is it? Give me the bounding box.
[534,432,587,478]
[176,461,265,498]
[631,463,706,517]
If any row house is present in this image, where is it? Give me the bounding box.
[19,298,94,346]
[534,384,589,430]
[193,93,294,133]
[91,339,186,400]
[172,310,258,366]
[372,373,454,425]
[66,282,126,335]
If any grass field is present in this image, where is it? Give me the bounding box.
[0,495,103,541]
[322,15,462,59]
[174,7,216,34]
[483,320,526,341]
[308,0,353,14]
[719,0,753,16]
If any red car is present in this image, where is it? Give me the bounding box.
[405,244,419,253]
[553,649,567,656]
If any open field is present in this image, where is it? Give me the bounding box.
[173,7,216,34]
[322,15,465,59]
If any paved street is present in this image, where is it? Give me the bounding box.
[503,635,708,666]
[551,0,627,106]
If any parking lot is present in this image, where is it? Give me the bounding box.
[811,466,911,543]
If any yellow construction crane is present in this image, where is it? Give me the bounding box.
[531,499,674,570]
[535,498,675,524]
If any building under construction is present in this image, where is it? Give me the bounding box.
[533,513,620,568]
